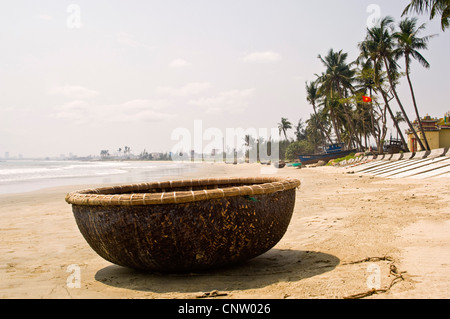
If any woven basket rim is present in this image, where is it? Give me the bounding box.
[65,176,300,206]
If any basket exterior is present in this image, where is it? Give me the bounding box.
[72,189,296,271]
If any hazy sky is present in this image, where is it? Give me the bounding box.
[1,0,449,158]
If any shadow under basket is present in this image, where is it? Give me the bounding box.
[65,177,301,272]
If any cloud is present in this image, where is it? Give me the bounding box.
[48,85,99,99]
[156,82,212,97]
[52,100,89,121]
[168,59,190,68]
[107,109,174,123]
[188,88,255,114]
[116,32,153,49]
[242,51,281,63]
[52,99,174,124]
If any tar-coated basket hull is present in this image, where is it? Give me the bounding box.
[66,177,300,272]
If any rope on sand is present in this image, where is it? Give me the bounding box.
[343,256,406,299]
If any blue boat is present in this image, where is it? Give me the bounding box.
[298,143,356,165]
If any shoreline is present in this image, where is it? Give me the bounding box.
[0,160,205,196]
[1,163,449,299]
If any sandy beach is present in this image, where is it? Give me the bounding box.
[0,162,449,299]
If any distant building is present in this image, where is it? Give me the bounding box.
[407,112,450,152]
[151,153,161,160]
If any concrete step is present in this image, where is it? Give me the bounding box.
[388,158,450,179]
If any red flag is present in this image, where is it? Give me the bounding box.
[363,96,372,103]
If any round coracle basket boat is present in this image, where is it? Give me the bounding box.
[65,176,300,272]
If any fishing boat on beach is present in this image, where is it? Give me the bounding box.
[298,143,356,165]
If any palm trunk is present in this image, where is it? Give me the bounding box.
[369,96,384,153]
[382,56,426,151]
[369,59,386,153]
[378,86,409,152]
[405,55,431,151]
[342,108,363,150]
[381,104,389,151]
[368,88,378,148]
[337,87,363,150]
[375,102,388,154]
[328,104,342,144]
[312,103,334,145]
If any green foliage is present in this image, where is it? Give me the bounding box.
[278,117,293,140]
[326,153,357,166]
[278,139,294,160]
[285,140,315,161]
[403,0,450,31]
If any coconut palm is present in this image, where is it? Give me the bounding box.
[358,24,410,152]
[100,150,110,159]
[363,16,426,151]
[316,49,363,150]
[278,117,292,140]
[243,134,257,163]
[394,17,437,150]
[321,96,343,144]
[353,65,385,151]
[305,81,334,145]
[305,113,327,153]
[316,49,355,100]
[294,118,306,141]
[403,0,450,31]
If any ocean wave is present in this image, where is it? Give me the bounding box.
[0,161,129,183]
[0,160,201,187]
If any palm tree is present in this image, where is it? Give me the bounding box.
[403,0,450,31]
[394,17,437,151]
[316,49,363,150]
[278,118,292,140]
[354,65,383,151]
[305,113,327,153]
[243,134,257,163]
[100,150,110,159]
[365,16,426,151]
[321,96,343,144]
[305,81,334,145]
[358,22,410,152]
[294,118,306,141]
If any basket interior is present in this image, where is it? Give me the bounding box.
[100,183,262,195]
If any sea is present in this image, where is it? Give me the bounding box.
[0,160,201,195]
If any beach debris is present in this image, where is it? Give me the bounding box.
[196,290,228,299]
[317,160,327,167]
[273,161,286,168]
[343,256,394,265]
[343,256,406,299]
